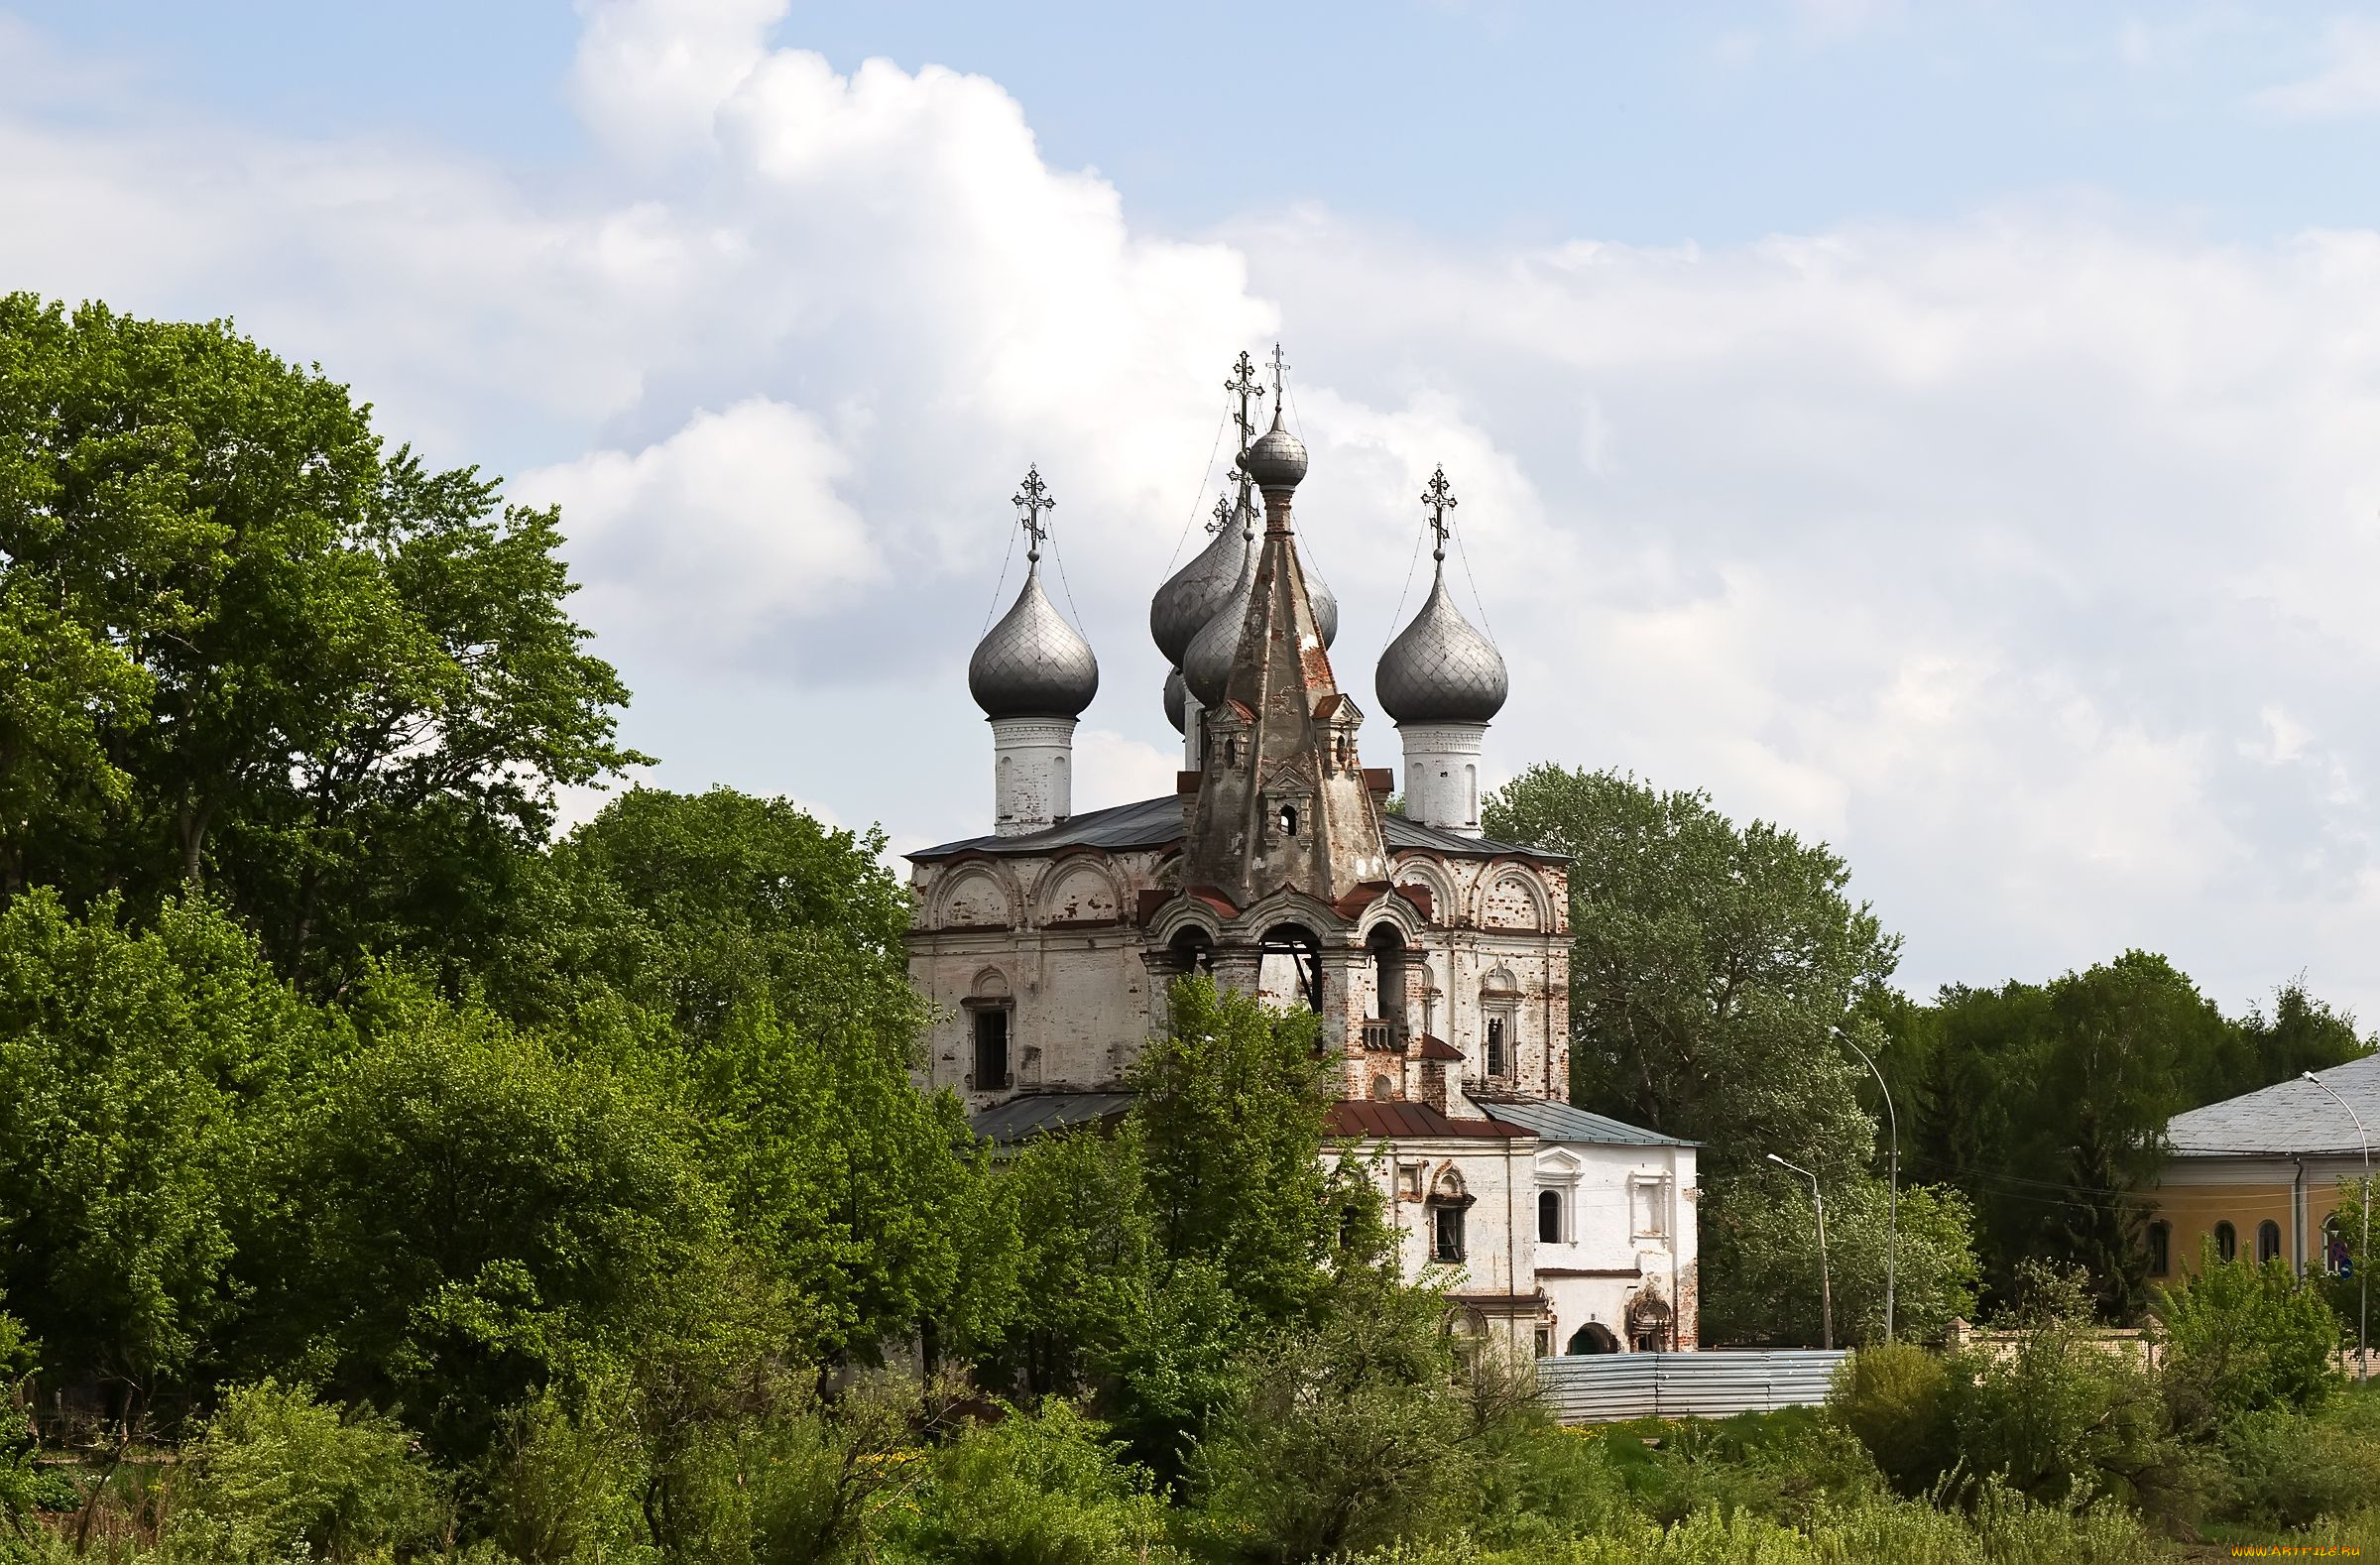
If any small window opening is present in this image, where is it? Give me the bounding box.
[1486,1017,1508,1077]
[2258,1220,2283,1264]
[971,1007,1011,1092]
[2146,1219,2171,1277]
[1225,738,1238,766]
[1433,1204,1466,1264]
[2214,1221,2237,1263]
[1538,1189,1563,1245]
[1279,804,1298,836]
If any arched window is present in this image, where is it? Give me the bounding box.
[967,970,1012,1093]
[2214,1220,2237,1263]
[1433,1204,1466,1263]
[2145,1220,2171,1277]
[1225,738,1238,767]
[1486,1017,1508,1078]
[2258,1220,2283,1264]
[1279,804,1299,836]
[1538,1189,1563,1245]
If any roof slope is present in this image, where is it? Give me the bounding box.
[907,793,1562,864]
[2167,1053,2380,1157]
[1485,1096,1700,1147]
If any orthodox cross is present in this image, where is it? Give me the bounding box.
[1210,491,1235,535]
[1268,341,1289,402]
[1226,350,1266,450]
[1012,465,1055,561]
[1421,465,1457,561]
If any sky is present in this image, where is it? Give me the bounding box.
[9,0,2380,1020]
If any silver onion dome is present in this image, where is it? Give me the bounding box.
[1162,666,1187,734]
[1150,500,1251,664]
[1376,564,1506,725]
[1242,405,1308,492]
[1304,552,1339,649]
[1181,538,1257,708]
[969,559,1099,719]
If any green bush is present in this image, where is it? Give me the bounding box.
[161,1380,442,1564]
[2216,1392,2380,1530]
[892,1400,1169,1565]
[1827,1341,1952,1496]
[2153,1238,2341,1434]
[1941,1321,2190,1520]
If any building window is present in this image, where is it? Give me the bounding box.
[2214,1221,2237,1263]
[1534,1325,1554,1359]
[1538,1189,1563,1245]
[2258,1220,2283,1264]
[1630,1176,1669,1238]
[1433,1204,1466,1263]
[971,1007,1011,1092]
[1486,1017,1508,1077]
[2146,1220,2171,1277]
[1279,804,1298,836]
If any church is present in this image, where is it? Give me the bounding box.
[902,351,1699,1359]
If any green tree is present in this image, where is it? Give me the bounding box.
[1483,766,1896,1181]
[0,294,642,988]
[1703,1175,1978,1348]
[254,978,731,1463]
[0,891,329,1402]
[2153,1239,2341,1435]
[1903,954,2263,1317]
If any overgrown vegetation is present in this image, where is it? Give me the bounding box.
[5,297,2375,1560]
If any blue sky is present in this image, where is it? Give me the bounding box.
[11,1,2380,1020]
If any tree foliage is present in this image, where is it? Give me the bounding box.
[0,293,642,989]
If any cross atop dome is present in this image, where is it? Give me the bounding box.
[1012,464,1055,560]
[1422,465,1457,561]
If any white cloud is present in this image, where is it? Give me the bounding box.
[2248,17,2380,118]
[13,5,2380,1020]
[519,399,878,659]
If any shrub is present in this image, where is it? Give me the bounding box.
[161,1380,441,1564]
[1828,1341,1952,1495]
[1941,1318,2187,1518]
[2216,1392,2380,1530]
[893,1400,1169,1565]
[2152,1238,2340,1434]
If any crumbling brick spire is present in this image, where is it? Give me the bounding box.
[1181,353,1389,905]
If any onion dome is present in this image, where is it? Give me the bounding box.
[1163,666,1187,734]
[1377,466,1505,725]
[1241,404,1308,493]
[1150,495,1252,664]
[1182,537,1257,708]
[1304,552,1339,650]
[1376,566,1505,724]
[969,555,1099,720]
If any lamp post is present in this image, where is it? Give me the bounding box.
[2303,1070,2370,1384]
[1770,1152,1834,1350]
[1834,1024,1899,1344]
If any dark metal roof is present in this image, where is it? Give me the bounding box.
[2166,1053,2380,1157]
[1484,1097,1700,1147]
[970,1092,1134,1145]
[908,795,1187,862]
[1325,1100,1531,1140]
[908,794,1563,864]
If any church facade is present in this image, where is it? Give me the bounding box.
[903,354,1699,1358]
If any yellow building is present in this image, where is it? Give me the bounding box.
[2143,1054,2376,1283]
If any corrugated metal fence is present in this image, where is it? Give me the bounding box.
[1534,1350,1849,1423]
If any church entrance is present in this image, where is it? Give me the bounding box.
[1566,1322,1621,1355]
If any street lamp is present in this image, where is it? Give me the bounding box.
[2303,1070,2370,1384]
[1769,1152,1834,1350]
[1834,1024,1898,1344]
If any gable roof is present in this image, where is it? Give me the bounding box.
[1483,1096,1700,1148]
[969,1092,1134,1146]
[2166,1053,2380,1157]
[907,793,1563,864]
[1325,1100,1531,1140]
